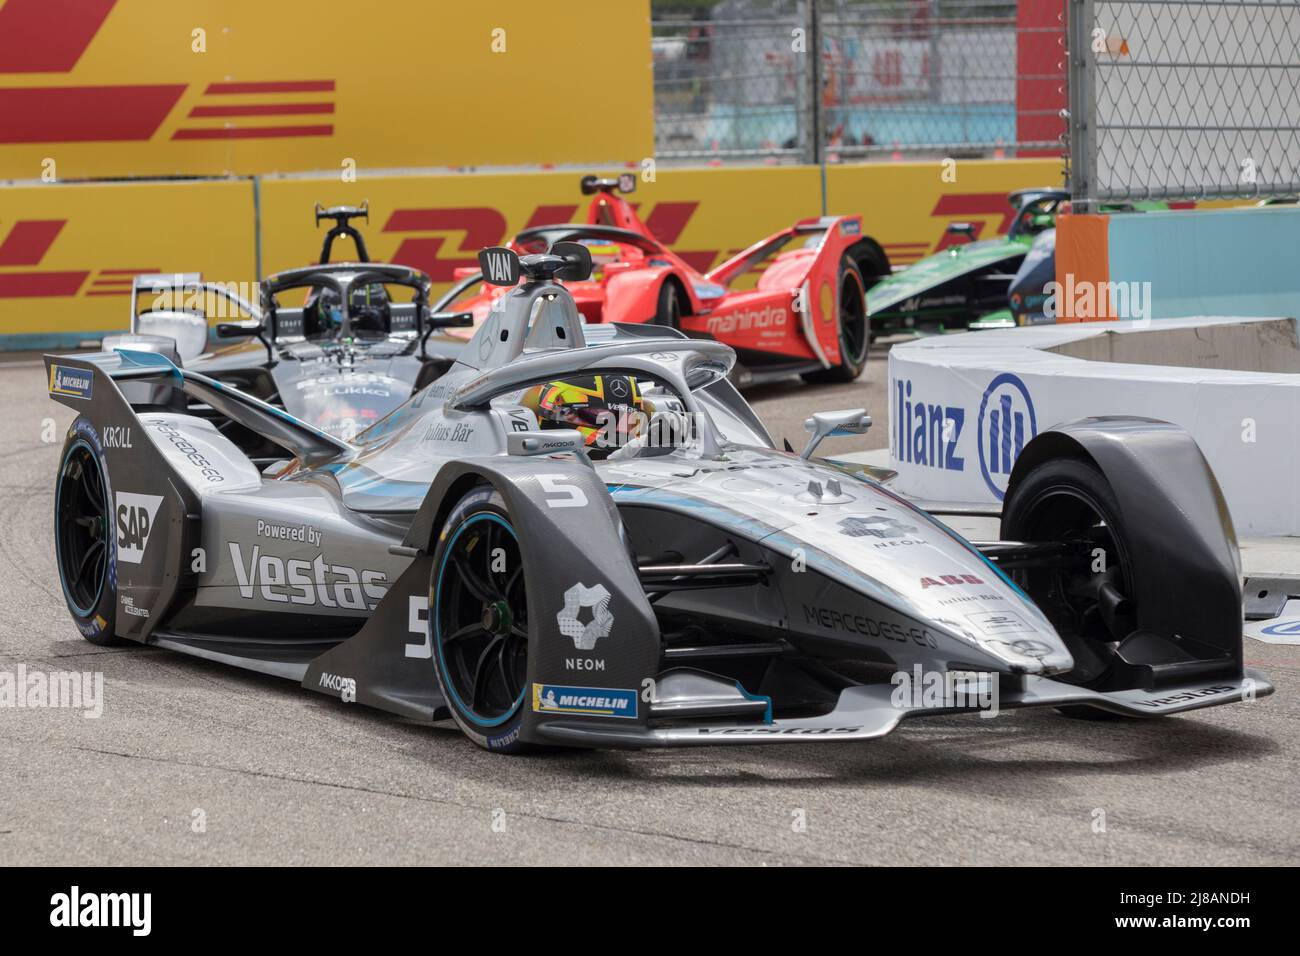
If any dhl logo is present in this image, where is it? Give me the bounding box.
[377,194,1016,280]
[0,219,157,299]
[0,0,335,144]
[377,201,714,281]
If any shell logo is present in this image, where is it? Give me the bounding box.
[818,279,835,324]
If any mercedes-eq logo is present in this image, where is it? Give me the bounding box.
[976,372,1036,500]
[608,378,629,399]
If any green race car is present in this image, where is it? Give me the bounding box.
[868,188,1068,338]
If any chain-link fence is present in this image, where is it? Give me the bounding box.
[1069,0,1300,204]
[652,0,1068,163]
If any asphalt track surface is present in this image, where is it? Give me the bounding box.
[1,347,1296,866]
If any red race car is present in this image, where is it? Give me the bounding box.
[435,174,890,385]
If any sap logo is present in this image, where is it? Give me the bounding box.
[893,377,965,471]
[920,573,984,589]
[115,493,163,565]
[977,373,1037,500]
[228,543,387,610]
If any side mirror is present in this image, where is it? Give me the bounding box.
[946,222,976,242]
[427,310,474,329]
[800,408,871,460]
[216,320,265,339]
[135,310,208,363]
[507,429,586,458]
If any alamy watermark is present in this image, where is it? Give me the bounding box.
[1044,274,1152,323]
[0,664,104,718]
[891,665,1000,718]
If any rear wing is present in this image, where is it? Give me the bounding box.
[705,215,865,288]
[47,349,351,468]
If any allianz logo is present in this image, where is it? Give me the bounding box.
[893,372,1037,500]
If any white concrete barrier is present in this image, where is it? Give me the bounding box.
[885,316,1300,536]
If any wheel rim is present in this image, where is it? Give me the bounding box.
[434,512,528,726]
[839,270,868,367]
[1011,485,1135,649]
[56,440,109,615]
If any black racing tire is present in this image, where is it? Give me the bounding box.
[801,256,869,384]
[652,279,683,328]
[1000,456,1143,720]
[429,484,535,753]
[54,419,120,646]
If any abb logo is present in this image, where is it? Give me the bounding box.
[0,0,334,145]
[381,201,711,280]
[0,219,155,299]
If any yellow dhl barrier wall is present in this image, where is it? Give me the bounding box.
[0,0,652,180]
[260,158,1063,279]
[0,159,1061,346]
[0,178,255,345]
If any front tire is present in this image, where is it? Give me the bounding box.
[429,485,533,753]
[653,279,682,328]
[801,256,868,383]
[54,420,119,645]
[1000,456,1141,719]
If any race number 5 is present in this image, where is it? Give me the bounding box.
[406,595,431,659]
[536,474,588,508]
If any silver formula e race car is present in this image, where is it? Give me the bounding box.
[46,242,1270,752]
[109,205,471,462]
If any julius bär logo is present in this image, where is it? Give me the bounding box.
[976,373,1037,500]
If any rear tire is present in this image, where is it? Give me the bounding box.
[801,257,868,383]
[54,420,119,646]
[429,485,534,753]
[1000,456,1143,719]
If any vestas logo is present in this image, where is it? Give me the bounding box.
[976,373,1036,500]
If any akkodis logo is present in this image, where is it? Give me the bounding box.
[976,373,1036,500]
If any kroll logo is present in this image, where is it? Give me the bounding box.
[114,492,163,565]
[976,373,1036,500]
[228,543,387,610]
[892,377,965,471]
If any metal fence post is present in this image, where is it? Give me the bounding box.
[1066,0,1096,210]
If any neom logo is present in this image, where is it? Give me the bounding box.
[49,886,151,936]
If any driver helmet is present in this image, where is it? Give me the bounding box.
[520,374,652,449]
[349,282,390,335]
[310,286,344,335]
[304,283,390,337]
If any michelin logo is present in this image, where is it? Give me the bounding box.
[532,683,637,719]
[49,365,93,400]
[557,582,613,650]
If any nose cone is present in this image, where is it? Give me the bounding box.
[767,467,1075,677]
[961,627,1074,676]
